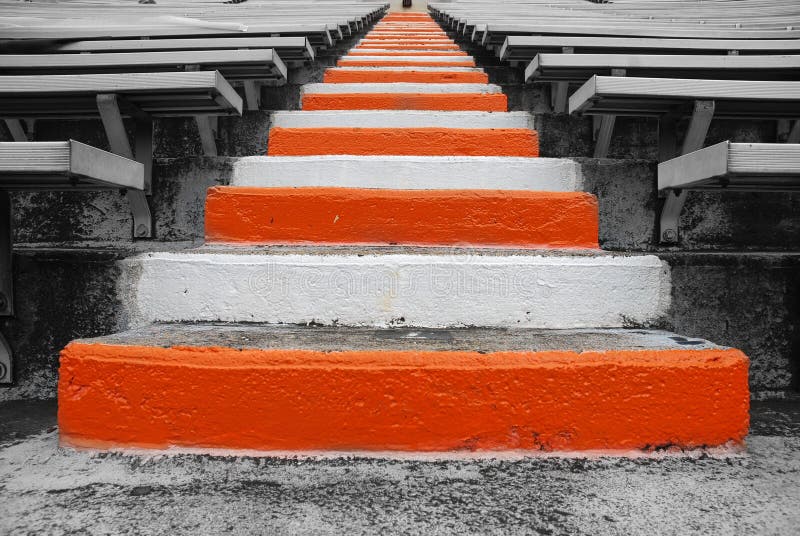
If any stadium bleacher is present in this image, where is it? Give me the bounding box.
[430,0,800,243]
[0,0,795,457]
[0,0,388,385]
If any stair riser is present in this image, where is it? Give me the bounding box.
[229,156,577,191]
[347,50,469,56]
[270,110,535,130]
[339,60,476,67]
[360,38,455,44]
[59,344,748,452]
[204,188,599,248]
[324,70,488,83]
[353,45,465,50]
[267,128,537,156]
[120,253,670,328]
[302,94,506,111]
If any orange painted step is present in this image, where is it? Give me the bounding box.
[205,187,597,248]
[361,39,455,45]
[369,29,448,33]
[365,34,450,40]
[339,59,476,67]
[354,43,463,50]
[349,50,468,56]
[58,324,750,453]
[267,128,538,156]
[324,69,489,84]
[301,93,506,111]
[370,30,446,35]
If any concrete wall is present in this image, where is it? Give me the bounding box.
[1,29,799,401]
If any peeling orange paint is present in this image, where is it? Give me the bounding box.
[267,128,537,156]
[58,344,750,452]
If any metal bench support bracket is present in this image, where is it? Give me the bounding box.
[4,119,29,142]
[96,93,153,238]
[593,69,626,159]
[243,81,262,111]
[195,116,219,156]
[659,99,716,243]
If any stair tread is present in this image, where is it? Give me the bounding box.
[76,323,722,353]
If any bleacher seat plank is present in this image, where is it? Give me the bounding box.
[0,140,144,191]
[659,141,800,192]
[51,37,315,64]
[0,71,243,117]
[569,76,800,117]
[526,53,800,83]
[501,35,800,62]
[0,50,288,84]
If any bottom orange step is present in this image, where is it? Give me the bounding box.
[58,324,750,453]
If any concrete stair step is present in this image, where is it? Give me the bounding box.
[301,83,506,111]
[271,110,534,129]
[324,67,488,83]
[339,56,476,67]
[366,32,450,37]
[346,50,469,56]
[58,323,749,453]
[119,248,669,328]
[228,155,578,190]
[360,38,455,44]
[204,187,598,248]
[267,127,537,156]
[352,45,465,51]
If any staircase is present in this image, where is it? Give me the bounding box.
[57,13,749,454]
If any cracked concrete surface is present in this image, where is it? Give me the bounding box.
[1,399,799,535]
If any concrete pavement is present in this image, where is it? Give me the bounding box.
[1,398,799,535]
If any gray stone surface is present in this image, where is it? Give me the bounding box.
[75,323,720,352]
[662,252,800,393]
[12,157,232,245]
[0,398,799,536]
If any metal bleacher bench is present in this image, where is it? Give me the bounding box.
[0,49,287,112]
[526,53,800,114]
[499,36,800,63]
[0,140,145,383]
[525,54,800,84]
[47,36,315,66]
[659,141,800,193]
[569,76,800,243]
[0,71,243,238]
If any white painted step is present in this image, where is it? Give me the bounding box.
[229,155,581,191]
[302,83,501,95]
[121,250,670,329]
[340,56,476,63]
[271,110,534,129]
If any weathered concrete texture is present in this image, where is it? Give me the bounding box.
[0,249,126,402]
[661,253,800,393]
[574,158,658,251]
[74,323,724,352]
[12,157,232,244]
[576,158,800,251]
[1,398,800,535]
[121,250,669,329]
